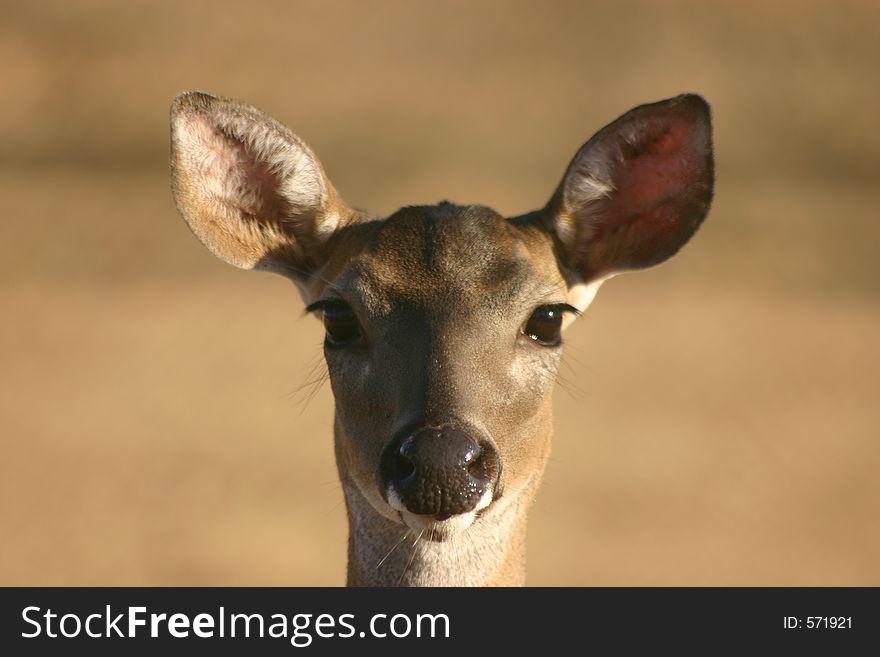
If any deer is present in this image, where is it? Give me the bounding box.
[169,91,714,586]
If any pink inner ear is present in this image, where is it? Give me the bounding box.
[191,116,292,224]
[612,117,697,228]
[237,143,290,222]
[576,107,712,275]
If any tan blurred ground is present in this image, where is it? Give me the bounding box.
[1,0,878,585]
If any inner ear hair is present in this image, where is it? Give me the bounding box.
[170,91,351,276]
[546,93,714,284]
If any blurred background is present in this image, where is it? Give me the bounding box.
[1,0,877,585]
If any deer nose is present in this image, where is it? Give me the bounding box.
[383,427,499,519]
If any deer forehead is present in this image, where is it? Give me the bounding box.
[318,203,565,317]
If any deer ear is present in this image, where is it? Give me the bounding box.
[170,91,354,278]
[545,94,714,294]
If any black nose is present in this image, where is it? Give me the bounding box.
[382,427,499,519]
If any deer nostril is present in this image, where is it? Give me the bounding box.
[467,449,497,487]
[392,449,415,482]
[463,444,483,473]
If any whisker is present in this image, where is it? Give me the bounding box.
[320,496,347,519]
[285,355,330,413]
[559,354,587,395]
[398,529,425,585]
[376,529,411,570]
[464,528,481,581]
[451,534,464,586]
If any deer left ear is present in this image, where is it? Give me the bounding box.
[544,94,714,295]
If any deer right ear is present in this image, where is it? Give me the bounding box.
[170,91,355,279]
[543,94,714,306]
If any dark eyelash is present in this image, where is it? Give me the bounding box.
[544,303,581,317]
[304,299,347,315]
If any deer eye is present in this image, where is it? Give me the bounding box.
[522,304,576,346]
[309,300,361,346]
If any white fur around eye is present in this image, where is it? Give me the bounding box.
[563,275,611,328]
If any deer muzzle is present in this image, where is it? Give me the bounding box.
[381,426,500,530]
